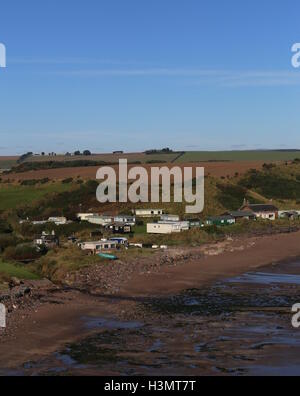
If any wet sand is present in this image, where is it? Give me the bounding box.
[121,231,300,296]
[1,230,300,373]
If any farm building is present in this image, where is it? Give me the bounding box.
[106,223,132,234]
[160,214,180,222]
[224,211,256,221]
[206,216,236,226]
[114,215,136,225]
[34,231,59,249]
[240,202,279,221]
[79,240,118,253]
[134,209,165,217]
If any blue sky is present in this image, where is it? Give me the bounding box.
[0,0,300,155]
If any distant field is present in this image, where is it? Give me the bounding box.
[20,150,300,165]
[24,152,180,164]
[3,161,266,182]
[0,183,74,210]
[178,151,300,162]
[0,156,19,169]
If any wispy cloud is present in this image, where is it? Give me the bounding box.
[9,57,147,66]
[8,57,300,87]
[51,67,300,87]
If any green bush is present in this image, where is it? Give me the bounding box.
[239,170,300,200]
[0,234,20,252]
[3,244,43,262]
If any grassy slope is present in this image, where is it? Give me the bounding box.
[0,260,39,280]
[0,183,75,210]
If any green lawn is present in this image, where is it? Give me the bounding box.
[0,260,39,280]
[178,151,300,163]
[0,183,74,210]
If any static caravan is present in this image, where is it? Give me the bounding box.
[160,214,180,222]
[106,223,132,234]
[158,221,190,231]
[87,215,113,226]
[77,213,98,221]
[147,223,182,234]
[48,217,68,225]
[114,215,136,226]
[135,209,165,218]
[109,237,128,246]
[187,219,204,228]
[79,240,118,252]
[206,216,236,226]
[278,210,300,220]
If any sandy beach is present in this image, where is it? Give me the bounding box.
[1,230,300,373]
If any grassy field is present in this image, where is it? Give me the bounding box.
[0,183,74,210]
[178,151,300,162]
[0,156,19,169]
[0,260,39,280]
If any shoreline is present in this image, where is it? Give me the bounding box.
[1,230,300,371]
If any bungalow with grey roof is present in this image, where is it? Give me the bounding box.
[240,202,279,221]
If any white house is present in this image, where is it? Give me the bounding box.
[135,209,165,218]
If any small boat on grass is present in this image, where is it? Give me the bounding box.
[98,253,118,260]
